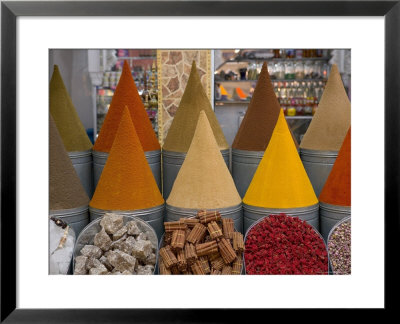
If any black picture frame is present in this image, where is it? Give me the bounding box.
[1,0,398,322]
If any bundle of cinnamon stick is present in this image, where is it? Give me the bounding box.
[159,211,244,275]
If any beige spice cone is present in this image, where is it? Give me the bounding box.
[300,64,351,151]
[167,110,241,209]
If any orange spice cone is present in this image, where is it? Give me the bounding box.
[319,128,351,240]
[90,106,164,211]
[93,60,160,153]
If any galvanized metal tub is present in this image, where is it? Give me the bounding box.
[327,216,351,275]
[92,150,108,189]
[162,149,230,200]
[300,148,338,197]
[320,202,351,243]
[72,214,159,275]
[243,203,320,234]
[231,149,264,198]
[49,205,89,237]
[157,219,244,275]
[165,203,243,234]
[92,150,161,192]
[243,214,328,275]
[145,149,161,191]
[69,150,93,198]
[89,204,165,242]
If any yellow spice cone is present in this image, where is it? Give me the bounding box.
[90,106,164,211]
[167,110,241,209]
[243,109,318,208]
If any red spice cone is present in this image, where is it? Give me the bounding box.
[90,106,164,210]
[93,60,160,153]
[319,127,351,206]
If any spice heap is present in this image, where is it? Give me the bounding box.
[319,128,351,206]
[159,211,243,275]
[244,214,328,275]
[74,213,157,275]
[93,60,160,153]
[327,219,351,275]
[163,61,228,152]
[167,110,241,208]
[49,115,89,210]
[50,65,93,152]
[243,109,317,208]
[233,62,298,151]
[90,107,164,211]
[300,64,351,151]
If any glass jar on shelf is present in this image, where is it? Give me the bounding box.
[268,61,276,79]
[285,61,295,80]
[275,62,285,79]
[322,63,330,79]
[304,61,313,79]
[295,61,304,80]
[247,63,258,80]
[313,61,322,79]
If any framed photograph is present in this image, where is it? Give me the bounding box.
[1,0,397,321]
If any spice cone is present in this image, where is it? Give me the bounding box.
[167,110,241,209]
[90,107,164,210]
[300,64,351,151]
[243,109,317,208]
[162,61,229,153]
[50,65,92,152]
[232,62,297,151]
[319,127,351,206]
[93,60,160,153]
[49,115,89,210]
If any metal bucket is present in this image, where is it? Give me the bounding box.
[157,219,245,275]
[243,203,320,234]
[72,214,159,275]
[243,214,328,275]
[300,148,338,197]
[162,148,230,200]
[92,150,161,192]
[49,205,89,237]
[327,216,351,275]
[92,150,108,189]
[165,203,243,234]
[89,204,165,242]
[69,150,93,198]
[320,202,351,243]
[145,149,161,191]
[231,149,264,198]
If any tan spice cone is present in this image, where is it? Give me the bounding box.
[300,64,351,151]
[167,110,241,209]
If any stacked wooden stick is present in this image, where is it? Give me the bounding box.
[159,210,244,275]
